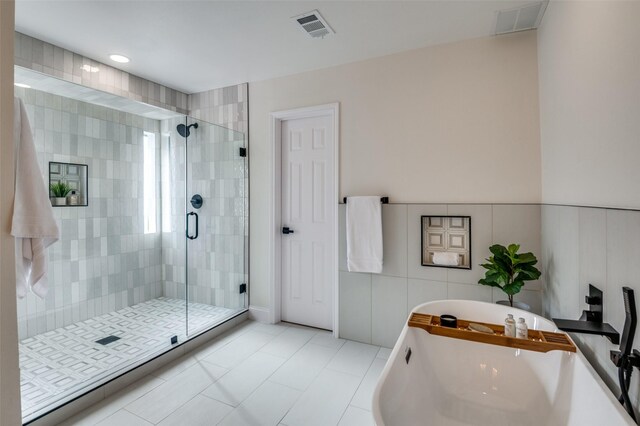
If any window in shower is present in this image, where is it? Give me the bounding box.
[160,134,172,233]
[144,131,157,234]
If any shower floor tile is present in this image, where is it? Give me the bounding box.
[20,297,239,420]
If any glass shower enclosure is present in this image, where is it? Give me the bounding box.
[161,117,248,335]
[14,70,247,423]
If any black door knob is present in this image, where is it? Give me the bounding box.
[282,227,295,235]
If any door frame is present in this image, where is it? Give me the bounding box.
[269,103,339,336]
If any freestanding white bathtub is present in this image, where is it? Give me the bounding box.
[373,300,634,425]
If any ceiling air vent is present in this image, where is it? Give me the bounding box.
[495,1,548,35]
[293,10,335,39]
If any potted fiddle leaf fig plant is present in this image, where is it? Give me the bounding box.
[479,243,541,310]
[50,182,71,206]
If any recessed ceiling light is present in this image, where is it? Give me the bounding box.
[80,64,100,73]
[109,54,130,63]
[14,83,31,88]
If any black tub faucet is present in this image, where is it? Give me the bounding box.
[553,284,620,344]
[555,286,640,421]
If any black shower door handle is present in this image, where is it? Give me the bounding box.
[186,212,199,240]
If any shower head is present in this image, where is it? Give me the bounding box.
[177,122,198,138]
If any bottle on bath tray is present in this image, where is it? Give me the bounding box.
[516,317,528,339]
[504,314,516,337]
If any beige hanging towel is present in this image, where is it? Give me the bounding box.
[12,97,60,299]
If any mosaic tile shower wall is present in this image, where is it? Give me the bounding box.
[15,86,163,340]
[160,118,247,312]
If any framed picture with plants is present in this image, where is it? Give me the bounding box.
[49,162,88,207]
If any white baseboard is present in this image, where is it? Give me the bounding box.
[249,305,272,323]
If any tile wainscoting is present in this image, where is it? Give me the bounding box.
[542,204,640,397]
[338,203,542,348]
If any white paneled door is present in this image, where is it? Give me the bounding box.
[281,115,335,330]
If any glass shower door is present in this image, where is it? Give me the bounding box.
[184,119,247,335]
[160,116,189,338]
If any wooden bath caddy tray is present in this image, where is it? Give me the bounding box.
[408,313,576,353]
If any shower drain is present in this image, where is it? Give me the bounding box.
[95,335,121,345]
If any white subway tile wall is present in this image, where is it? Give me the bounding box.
[339,203,543,348]
[15,86,163,340]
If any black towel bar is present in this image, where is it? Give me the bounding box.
[343,197,389,204]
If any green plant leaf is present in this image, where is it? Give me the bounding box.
[492,254,511,272]
[489,245,507,257]
[480,261,494,270]
[507,244,521,255]
[516,267,541,281]
[503,280,525,295]
[514,252,537,265]
[519,263,541,274]
[478,243,541,296]
[478,278,503,289]
[50,182,71,197]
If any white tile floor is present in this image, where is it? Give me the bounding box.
[60,320,390,426]
[20,297,238,420]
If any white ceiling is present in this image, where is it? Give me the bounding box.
[15,1,535,94]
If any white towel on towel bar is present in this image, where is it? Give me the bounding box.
[346,196,383,273]
[12,97,60,299]
[432,252,460,266]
